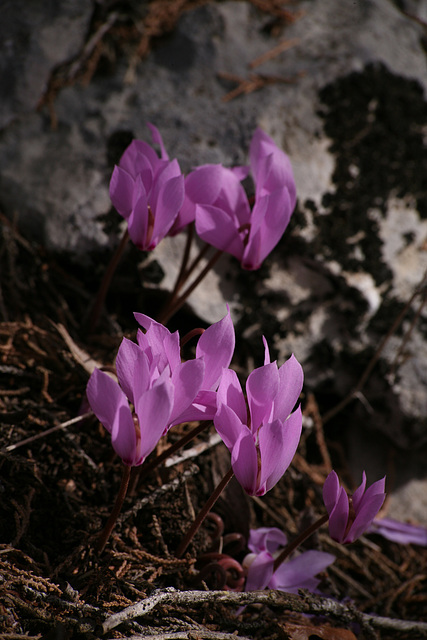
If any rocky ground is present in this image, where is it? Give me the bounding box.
[1,0,427,638]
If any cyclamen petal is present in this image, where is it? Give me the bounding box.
[270,550,335,594]
[248,527,288,554]
[196,306,235,390]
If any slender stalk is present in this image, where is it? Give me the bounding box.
[129,421,211,495]
[160,249,223,325]
[170,223,194,298]
[176,467,234,558]
[88,228,129,331]
[273,513,329,572]
[96,464,131,553]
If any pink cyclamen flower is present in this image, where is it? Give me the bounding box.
[368,517,427,546]
[214,337,303,496]
[323,471,386,544]
[192,128,297,270]
[86,309,235,465]
[243,527,335,594]
[109,123,185,250]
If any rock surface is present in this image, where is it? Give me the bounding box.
[1,0,427,521]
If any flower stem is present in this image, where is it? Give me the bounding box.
[273,513,329,572]
[159,249,223,325]
[88,228,129,331]
[176,467,234,558]
[96,463,131,553]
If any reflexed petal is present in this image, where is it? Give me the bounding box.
[245,550,274,592]
[135,375,174,463]
[351,471,367,512]
[258,410,302,494]
[231,431,258,495]
[170,359,205,423]
[86,369,136,464]
[127,192,149,249]
[172,389,217,424]
[217,368,247,424]
[273,354,304,422]
[271,550,335,594]
[115,338,150,404]
[150,175,185,248]
[246,363,279,431]
[328,487,349,543]
[109,166,134,218]
[87,368,130,436]
[262,336,271,365]
[323,471,340,514]
[185,164,225,205]
[196,307,235,390]
[120,139,159,181]
[195,203,244,260]
[214,403,245,451]
[147,122,169,160]
[248,527,288,554]
[369,518,427,546]
[346,490,386,543]
[243,188,292,269]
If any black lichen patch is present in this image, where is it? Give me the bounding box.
[313,62,427,286]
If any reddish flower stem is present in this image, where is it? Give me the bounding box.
[159,249,223,325]
[273,513,329,572]
[176,467,234,558]
[96,463,131,554]
[88,228,129,331]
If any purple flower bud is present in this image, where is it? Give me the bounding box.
[323,471,386,544]
[192,129,297,270]
[109,124,185,250]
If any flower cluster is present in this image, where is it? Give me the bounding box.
[110,124,297,269]
[87,308,235,466]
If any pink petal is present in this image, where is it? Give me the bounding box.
[170,358,205,424]
[323,471,340,514]
[150,174,185,248]
[115,338,150,405]
[86,368,136,464]
[195,203,244,260]
[328,487,349,543]
[245,550,274,592]
[127,191,149,250]
[214,403,246,451]
[216,368,247,424]
[248,527,288,554]
[242,188,292,269]
[246,362,279,432]
[271,550,335,594]
[273,354,304,422]
[231,431,258,495]
[135,375,174,463]
[351,471,367,512]
[196,307,235,390]
[346,491,386,543]
[120,139,159,181]
[147,122,169,160]
[109,165,135,218]
[171,389,217,424]
[184,164,225,205]
[258,409,302,494]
